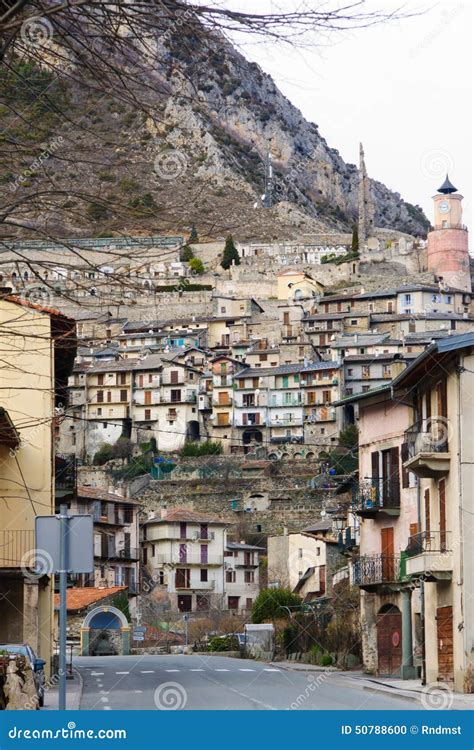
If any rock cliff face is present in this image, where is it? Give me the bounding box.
[1,23,429,240]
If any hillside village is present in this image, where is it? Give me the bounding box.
[1,158,473,703]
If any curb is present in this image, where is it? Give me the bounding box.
[70,668,84,711]
[271,662,340,673]
[362,685,421,704]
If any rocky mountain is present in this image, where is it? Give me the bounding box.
[1,22,430,241]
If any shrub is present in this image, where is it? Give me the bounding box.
[207,635,239,652]
[86,202,108,221]
[251,588,302,624]
[179,244,194,262]
[188,257,205,275]
[93,443,114,466]
[181,441,222,457]
[188,225,199,243]
[321,653,333,666]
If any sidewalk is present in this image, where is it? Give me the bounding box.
[272,661,474,710]
[42,671,83,711]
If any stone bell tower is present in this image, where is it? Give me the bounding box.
[358,143,375,246]
[427,175,471,291]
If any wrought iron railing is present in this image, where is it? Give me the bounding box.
[405,530,451,556]
[352,478,400,513]
[403,417,449,459]
[352,554,401,586]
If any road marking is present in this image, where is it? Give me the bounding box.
[190,668,205,672]
[239,668,255,672]
[100,697,109,703]
[103,706,111,710]
[99,690,109,695]
[134,690,143,693]
[115,671,130,675]
[91,672,104,676]
[263,669,281,672]
[165,669,180,672]
[140,670,155,674]
[214,668,229,672]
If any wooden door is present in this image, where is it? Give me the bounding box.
[439,479,446,551]
[436,606,454,682]
[381,527,395,580]
[377,607,402,676]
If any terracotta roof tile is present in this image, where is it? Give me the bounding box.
[54,586,127,612]
[77,485,140,504]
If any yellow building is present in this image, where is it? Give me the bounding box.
[0,295,76,677]
[276,269,325,302]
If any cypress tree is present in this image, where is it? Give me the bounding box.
[221,234,240,269]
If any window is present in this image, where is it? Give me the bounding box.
[97,407,102,416]
[362,385,370,392]
[226,570,236,583]
[259,353,267,361]
[200,569,208,582]
[347,368,353,376]
[345,388,353,395]
[120,389,127,402]
[350,319,358,326]
[148,373,153,383]
[294,374,300,383]
[117,372,126,385]
[98,374,104,385]
[316,548,321,556]
[298,548,303,558]
[282,376,289,388]
[151,544,155,557]
[97,391,104,403]
[404,294,412,305]
[244,571,254,583]
[144,409,151,421]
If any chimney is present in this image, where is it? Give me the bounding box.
[283,526,288,536]
[160,508,168,519]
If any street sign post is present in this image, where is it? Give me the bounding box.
[132,626,147,642]
[35,508,93,710]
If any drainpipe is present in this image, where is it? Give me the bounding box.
[456,359,465,685]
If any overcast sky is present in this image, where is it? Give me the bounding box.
[226,0,472,233]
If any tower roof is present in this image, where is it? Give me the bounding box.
[437,174,458,194]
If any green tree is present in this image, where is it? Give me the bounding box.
[180,244,194,262]
[251,588,302,624]
[351,225,359,252]
[338,423,359,449]
[221,234,240,269]
[188,225,199,243]
[189,257,205,275]
[113,436,133,463]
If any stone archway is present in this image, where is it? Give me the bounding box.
[81,605,131,656]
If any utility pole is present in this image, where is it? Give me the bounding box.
[58,504,69,710]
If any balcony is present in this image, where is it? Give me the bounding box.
[403,418,451,478]
[352,479,400,518]
[338,526,358,554]
[95,547,140,561]
[55,453,76,500]
[160,393,197,404]
[0,530,34,568]
[405,531,453,581]
[352,554,402,590]
[213,396,232,407]
[156,554,223,566]
[270,417,304,426]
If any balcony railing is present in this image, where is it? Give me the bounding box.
[0,530,34,568]
[156,554,223,566]
[338,526,358,553]
[352,554,401,588]
[403,418,450,477]
[352,479,400,517]
[405,531,453,580]
[406,530,451,555]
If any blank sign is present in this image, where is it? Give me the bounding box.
[35,514,94,573]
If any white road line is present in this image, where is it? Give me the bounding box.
[190,669,205,672]
[115,671,130,675]
[263,669,281,672]
[134,690,143,693]
[91,672,104,676]
[140,670,155,674]
[99,690,109,695]
[214,668,229,672]
[100,697,109,703]
[165,669,180,672]
[103,706,111,710]
[239,668,255,672]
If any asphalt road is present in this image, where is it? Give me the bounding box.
[76,655,423,711]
